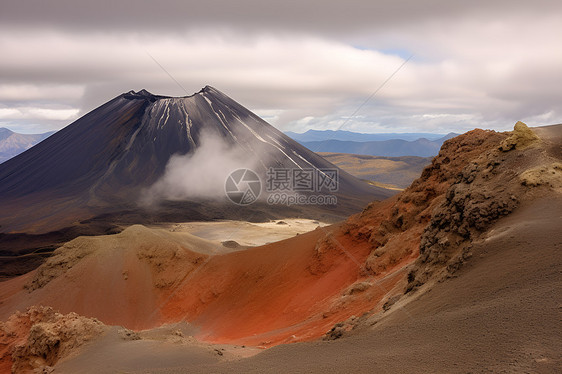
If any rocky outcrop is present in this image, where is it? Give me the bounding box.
[25,241,95,292]
[340,122,554,297]
[499,121,540,151]
[520,162,562,189]
[408,151,519,291]
[0,306,106,373]
[407,123,556,291]
[342,129,507,281]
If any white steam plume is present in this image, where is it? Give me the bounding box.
[141,131,260,205]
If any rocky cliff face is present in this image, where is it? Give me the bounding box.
[341,129,507,279]
[314,122,562,339]
[339,122,558,306]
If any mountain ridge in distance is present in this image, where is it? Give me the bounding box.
[285,129,457,143]
[300,134,458,157]
[0,127,54,164]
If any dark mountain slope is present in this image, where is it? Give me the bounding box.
[0,87,386,204]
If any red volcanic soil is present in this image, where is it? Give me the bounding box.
[160,223,412,347]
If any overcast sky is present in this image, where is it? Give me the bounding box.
[1,0,561,134]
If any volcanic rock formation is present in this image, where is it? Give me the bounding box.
[0,306,106,373]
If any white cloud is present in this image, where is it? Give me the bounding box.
[0,84,85,102]
[0,107,79,121]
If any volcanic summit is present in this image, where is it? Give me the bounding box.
[0,87,391,274]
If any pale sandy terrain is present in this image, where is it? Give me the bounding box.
[161,218,328,247]
[54,323,263,374]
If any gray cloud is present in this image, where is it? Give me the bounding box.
[2,1,560,36]
[1,1,561,134]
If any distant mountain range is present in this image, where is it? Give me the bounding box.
[0,128,54,164]
[285,130,458,157]
[285,130,452,142]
